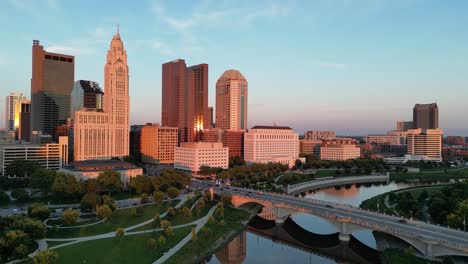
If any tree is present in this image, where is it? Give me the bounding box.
[221,194,233,206]
[153,191,165,206]
[295,159,303,170]
[194,199,205,216]
[199,165,213,178]
[34,249,58,264]
[28,204,50,220]
[1,230,30,261]
[167,207,176,217]
[160,220,171,230]
[96,204,112,221]
[115,227,125,237]
[0,191,10,206]
[129,175,152,194]
[157,236,166,247]
[51,172,82,199]
[82,179,102,194]
[141,193,148,204]
[80,193,102,211]
[191,227,197,241]
[62,209,80,225]
[165,226,173,236]
[9,217,46,240]
[97,169,123,194]
[166,187,179,199]
[181,206,192,218]
[101,195,117,211]
[30,169,56,196]
[11,188,29,203]
[147,238,157,249]
[5,159,40,177]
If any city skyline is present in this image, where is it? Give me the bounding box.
[1,1,468,135]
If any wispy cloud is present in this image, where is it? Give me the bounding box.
[46,45,93,56]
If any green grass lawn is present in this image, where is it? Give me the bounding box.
[276,172,316,186]
[46,200,179,238]
[53,226,193,264]
[391,167,468,180]
[314,170,337,178]
[132,201,217,232]
[62,217,100,227]
[184,195,202,209]
[165,206,250,264]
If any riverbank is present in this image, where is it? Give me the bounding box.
[164,203,259,264]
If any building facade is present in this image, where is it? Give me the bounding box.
[397,121,413,131]
[140,123,178,165]
[174,142,229,175]
[299,139,322,158]
[70,80,103,118]
[130,125,144,162]
[320,143,361,161]
[162,59,209,143]
[413,103,438,130]
[244,126,303,168]
[407,129,443,160]
[5,93,28,133]
[60,159,142,185]
[31,40,74,137]
[215,69,248,130]
[365,134,405,145]
[304,131,336,140]
[73,32,130,161]
[0,136,68,176]
[0,130,15,145]
[16,100,31,142]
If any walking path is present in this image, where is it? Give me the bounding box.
[152,204,219,264]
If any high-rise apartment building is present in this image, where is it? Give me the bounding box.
[161,59,209,144]
[71,80,103,118]
[215,69,248,130]
[304,131,336,140]
[396,121,413,131]
[140,123,178,165]
[244,126,303,168]
[74,32,130,161]
[413,103,438,130]
[5,93,27,132]
[407,129,443,160]
[31,40,74,137]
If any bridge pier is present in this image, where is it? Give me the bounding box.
[338,222,351,243]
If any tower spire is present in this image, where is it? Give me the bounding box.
[117,24,119,35]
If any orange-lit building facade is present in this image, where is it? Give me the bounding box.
[320,142,361,161]
[174,142,229,174]
[204,128,245,158]
[162,59,209,144]
[31,40,74,137]
[407,128,443,160]
[140,123,178,165]
[216,69,248,130]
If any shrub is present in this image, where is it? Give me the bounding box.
[115,227,125,237]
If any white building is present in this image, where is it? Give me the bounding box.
[407,128,443,161]
[320,144,361,161]
[0,136,68,176]
[174,142,229,175]
[244,126,303,168]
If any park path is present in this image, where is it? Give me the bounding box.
[383,195,399,216]
[152,204,218,264]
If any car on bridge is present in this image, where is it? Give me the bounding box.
[398,219,407,224]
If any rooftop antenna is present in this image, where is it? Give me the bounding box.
[117,24,120,35]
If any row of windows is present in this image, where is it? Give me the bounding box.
[45,55,73,63]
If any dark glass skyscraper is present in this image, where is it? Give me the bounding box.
[413,103,438,130]
[31,40,74,137]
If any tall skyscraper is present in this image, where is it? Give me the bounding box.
[413,103,438,130]
[70,80,103,118]
[162,59,208,143]
[5,93,27,132]
[215,69,248,130]
[73,31,129,161]
[31,40,74,137]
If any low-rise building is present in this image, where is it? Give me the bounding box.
[365,134,405,145]
[174,142,229,175]
[320,143,361,161]
[244,126,304,168]
[304,131,336,140]
[60,159,142,185]
[140,123,178,165]
[299,139,322,158]
[0,136,68,176]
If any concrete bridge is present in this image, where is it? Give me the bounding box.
[286,174,389,195]
[212,185,468,259]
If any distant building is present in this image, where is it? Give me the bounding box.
[244,126,303,168]
[70,80,103,118]
[365,134,405,145]
[204,128,245,159]
[216,69,248,130]
[162,59,209,143]
[60,159,142,185]
[320,143,361,161]
[140,123,178,165]
[445,136,465,146]
[407,129,443,160]
[0,130,15,145]
[413,103,438,130]
[396,121,413,131]
[16,100,31,142]
[206,107,214,129]
[174,142,229,175]
[5,92,27,133]
[0,136,68,176]
[31,40,74,137]
[304,131,336,140]
[130,125,144,162]
[299,139,322,158]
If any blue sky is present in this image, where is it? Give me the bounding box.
[1,0,467,136]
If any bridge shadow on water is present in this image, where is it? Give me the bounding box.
[248,215,382,264]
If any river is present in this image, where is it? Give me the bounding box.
[206,181,433,264]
